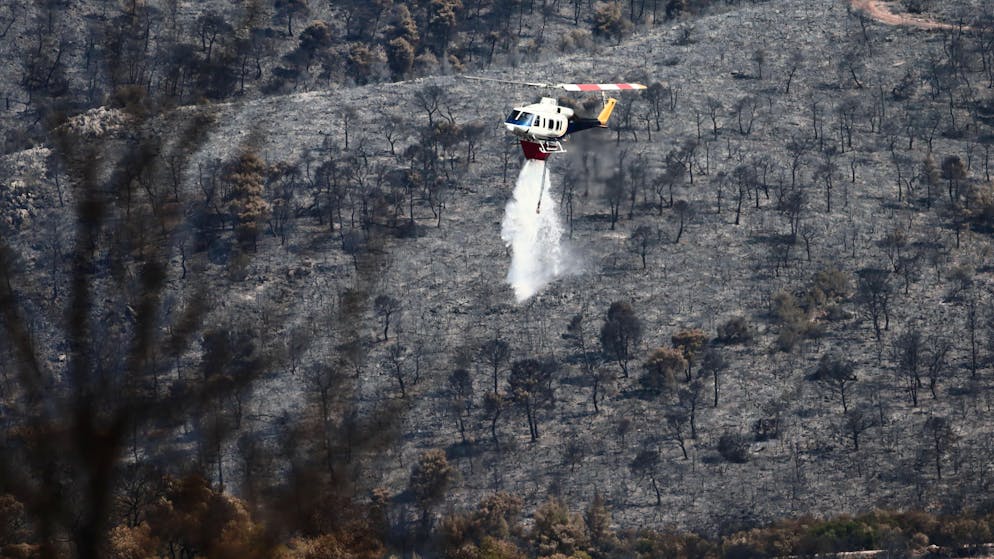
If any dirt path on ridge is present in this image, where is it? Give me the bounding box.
[849,0,970,31]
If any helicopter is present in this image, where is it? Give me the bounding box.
[463,76,647,161]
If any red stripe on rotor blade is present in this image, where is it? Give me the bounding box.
[577,84,601,91]
[617,83,634,89]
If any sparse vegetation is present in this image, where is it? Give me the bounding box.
[3,0,994,556]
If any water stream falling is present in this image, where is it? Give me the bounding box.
[500,160,565,303]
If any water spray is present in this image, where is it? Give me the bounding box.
[501,160,565,303]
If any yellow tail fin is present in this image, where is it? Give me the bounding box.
[597,98,618,125]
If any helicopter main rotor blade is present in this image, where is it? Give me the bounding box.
[461,76,554,88]
[462,76,647,91]
[557,83,647,91]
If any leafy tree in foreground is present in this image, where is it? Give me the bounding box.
[410,449,455,528]
[0,93,284,558]
[438,492,524,557]
[585,493,621,556]
[530,498,591,558]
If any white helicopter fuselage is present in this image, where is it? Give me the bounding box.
[504,97,574,142]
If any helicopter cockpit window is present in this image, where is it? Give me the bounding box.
[506,111,535,126]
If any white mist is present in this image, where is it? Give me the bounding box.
[501,160,565,303]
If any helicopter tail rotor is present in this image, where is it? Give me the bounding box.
[597,98,618,125]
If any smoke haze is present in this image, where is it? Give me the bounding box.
[501,160,565,303]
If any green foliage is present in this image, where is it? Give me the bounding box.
[809,267,850,307]
[427,0,463,55]
[474,537,527,559]
[388,5,420,44]
[299,21,333,53]
[109,84,155,117]
[508,358,557,441]
[558,29,594,53]
[717,432,750,463]
[752,398,786,442]
[640,347,685,393]
[225,152,270,252]
[584,493,620,556]
[600,301,643,377]
[716,316,753,345]
[441,493,524,558]
[143,474,271,559]
[273,0,310,36]
[629,448,660,476]
[665,0,690,20]
[591,2,633,44]
[962,181,994,229]
[290,21,334,73]
[903,0,934,14]
[772,291,806,325]
[387,37,416,80]
[628,528,713,559]
[802,517,877,554]
[345,43,384,86]
[856,268,893,341]
[476,493,524,540]
[0,494,27,548]
[813,353,855,383]
[671,328,707,379]
[771,267,849,351]
[771,291,813,352]
[530,498,591,558]
[410,449,456,513]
